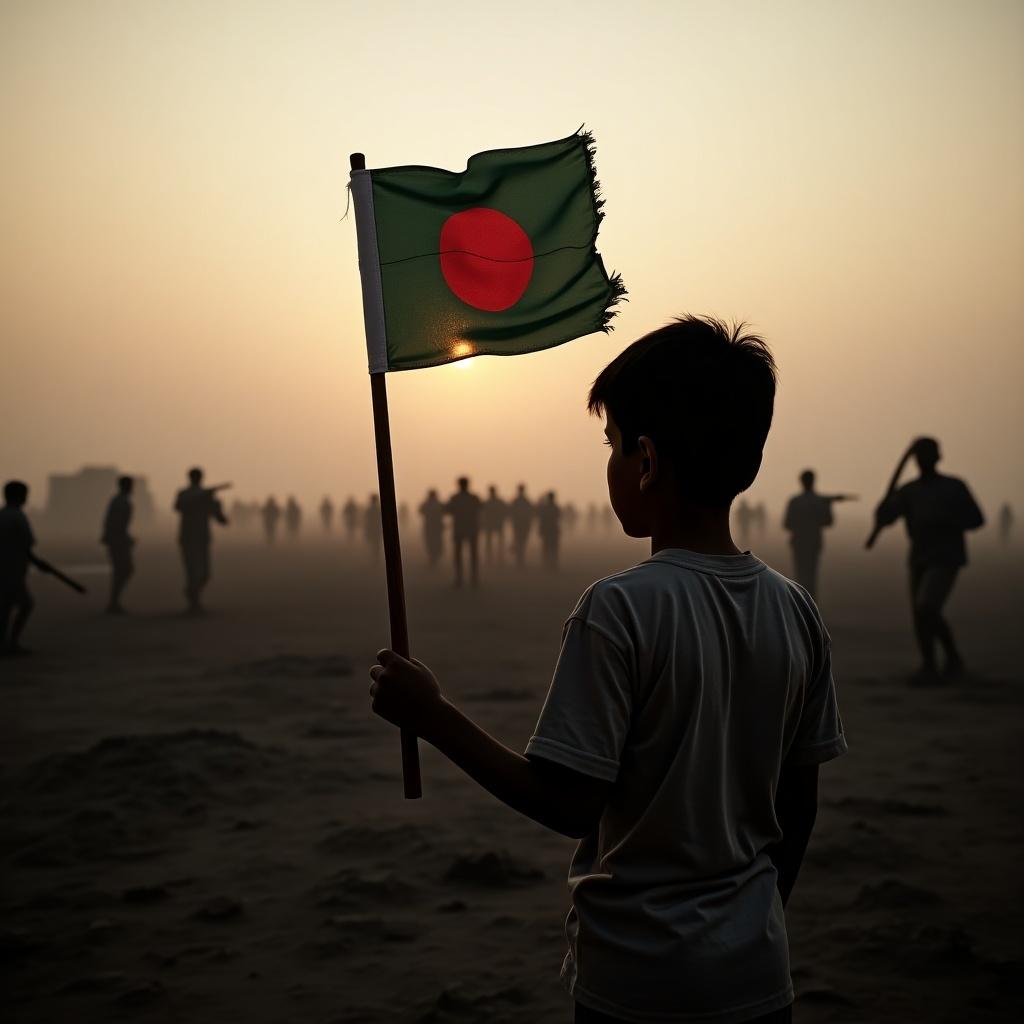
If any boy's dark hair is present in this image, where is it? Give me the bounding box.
[588,316,777,504]
[4,480,29,505]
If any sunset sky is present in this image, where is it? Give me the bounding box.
[3,0,1022,524]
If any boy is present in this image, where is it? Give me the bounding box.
[368,316,847,1023]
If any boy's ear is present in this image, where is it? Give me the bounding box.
[637,435,658,492]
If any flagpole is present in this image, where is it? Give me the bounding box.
[351,151,422,800]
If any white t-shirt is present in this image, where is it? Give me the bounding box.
[525,549,847,1023]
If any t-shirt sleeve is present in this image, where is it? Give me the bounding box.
[786,638,848,766]
[525,616,633,782]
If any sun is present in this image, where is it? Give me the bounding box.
[450,341,476,368]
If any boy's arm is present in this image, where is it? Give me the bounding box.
[369,650,611,839]
[765,761,819,907]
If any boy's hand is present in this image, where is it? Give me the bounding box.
[368,649,447,735]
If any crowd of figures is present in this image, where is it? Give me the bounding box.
[1,444,1018,677]
[228,481,590,586]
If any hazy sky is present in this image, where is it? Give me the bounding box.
[3,0,1022,520]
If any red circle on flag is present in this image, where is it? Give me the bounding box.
[439,208,534,312]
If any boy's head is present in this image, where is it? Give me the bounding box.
[588,316,776,536]
[188,467,203,485]
[4,480,29,507]
[118,475,133,495]
[799,469,815,491]
[457,477,469,491]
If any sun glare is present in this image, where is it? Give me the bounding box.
[451,341,475,368]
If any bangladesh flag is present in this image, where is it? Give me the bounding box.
[350,130,626,372]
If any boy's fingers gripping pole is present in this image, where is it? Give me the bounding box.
[351,151,422,800]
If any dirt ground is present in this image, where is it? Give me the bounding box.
[2,527,1022,1023]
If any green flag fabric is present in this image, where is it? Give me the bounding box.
[350,131,625,372]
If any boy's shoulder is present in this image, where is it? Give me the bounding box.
[572,553,827,645]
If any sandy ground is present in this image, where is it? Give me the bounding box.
[2,527,1022,1023]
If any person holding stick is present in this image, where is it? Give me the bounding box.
[867,437,984,682]
[368,317,846,1024]
[782,469,856,599]
[1,480,86,655]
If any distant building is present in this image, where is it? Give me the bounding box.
[43,466,156,534]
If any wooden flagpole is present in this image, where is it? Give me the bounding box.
[351,152,422,800]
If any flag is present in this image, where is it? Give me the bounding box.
[350,130,625,372]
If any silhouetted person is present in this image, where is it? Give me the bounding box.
[563,502,579,534]
[508,484,535,567]
[1,481,38,655]
[320,496,335,533]
[418,489,445,567]
[537,491,562,569]
[285,496,302,539]
[101,475,134,613]
[999,503,1013,545]
[445,477,482,587]
[367,316,844,1024]
[229,499,247,531]
[586,502,598,533]
[173,468,228,614]
[481,485,507,564]
[783,470,856,600]
[364,494,382,563]
[342,496,360,545]
[261,497,281,544]
[871,437,984,681]
[735,499,753,547]
[754,502,767,537]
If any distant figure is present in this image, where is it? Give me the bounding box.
[399,502,410,531]
[229,499,250,531]
[1,481,38,655]
[586,503,598,533]
[319,496,335,533]
[418,489,445,567]
[364,494,382,563]
[999,503,1013,544]
[870,437,984,681]
[537,491,562,569]
[783,470,856,600]
[445,477,482,587]
[563,502,579,534]
[508,484,535,567]
[101,475,134,613]
[735,499,753,547]
[261,497,281,544]
[342,496,360,545]
[754,502,767,537]
[173,468,229,615]
[481,485,507,564]
[285,496,302,539]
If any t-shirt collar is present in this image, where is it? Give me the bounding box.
[645,547,766,578]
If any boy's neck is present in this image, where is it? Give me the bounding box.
[649,500,743,557]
